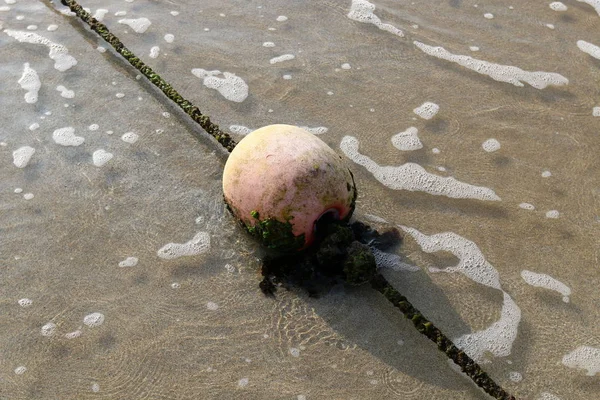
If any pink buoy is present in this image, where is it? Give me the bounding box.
[223,124,357,252]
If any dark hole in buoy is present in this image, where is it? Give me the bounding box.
[313,209,341,239]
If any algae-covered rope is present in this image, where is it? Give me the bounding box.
[369,273,516,400]
[55,0,237,152]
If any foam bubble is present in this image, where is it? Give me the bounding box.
[262,41,275,47]
[14,366,26,375]
[92,8,108,21]
[41,322,57,336]
[270,54,295,64]
[484,13,494,19]
[347,0,404,37]
[283,74,292,80]
[289,347,300,357]
[29,122,39,130]
[300,126,328,135]
[341,136,500,201]
[482,138,501,152]
[238,378,249,387]
[519,203,535,210]
[413,102,440,119]
[88,124,99,131]
[83,312,105,327]
[56,85,74,98]
[13,146,35,168]
[372,248,420,272]
[391,127,422,151]
[414,41,569,89]
[576,0,600,16]
[118,18,151,33]
[4,30,77,71]
[577,40,600,60]
[118,256,138,267]
[521,270,571,302]
[14,188,23,193]
[18,63,40,104]
[97,46,106,53]
[206,301,219,310]
[157,231,211,259]
[470,46,480,51]
[191,69,249,102]
[562,346,600,375]
[509,371,523,382]
[91,383,100,392]
[23,193,34,200]
[401,226,502,289]
[546,210,559,218]
[92,149,113,167]
[164,33,174,43]
[550,2,568,11]
[276,15,288,22]
[47,24,58,31]
[121,132,139,143]
[53,127,84,146]
[229,125,253,135]
[149,46,160,58]
[542,170,552,177]
[341,63,351,70]
[171,282,181,289]
[170,11,179,16]
[65,330,82,339]
[455,292,521,362]
[18,298,32,307]
[593,106,600,116]
[116,92,125,98]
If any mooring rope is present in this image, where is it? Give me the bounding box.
[55,0,236,152]
[53,1,516,398]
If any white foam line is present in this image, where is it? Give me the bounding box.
[400,226,502,289]
[157,232,210,259]
[414,41,568,89]
[521,270,571,302]
[455,292,521,362]
[401,226,521,362]
[118,17,151,33]
[191,69,249,103]
[340,136,500,201]
[4,30,77,71]
[269,54,295,64]
[562,346,600,375]
[18,63,40,104]
[347,0,404,37]
[577,40,600,60]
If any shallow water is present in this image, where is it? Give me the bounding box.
[1,1,600,399]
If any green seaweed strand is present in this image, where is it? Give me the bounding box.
[56,0,237,153]
[369,273,517,400]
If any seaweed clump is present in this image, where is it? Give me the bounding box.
[259,219,401,296]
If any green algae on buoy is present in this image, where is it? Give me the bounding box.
[223,124,357,252]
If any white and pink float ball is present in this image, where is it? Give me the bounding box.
[223,124,357,252]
